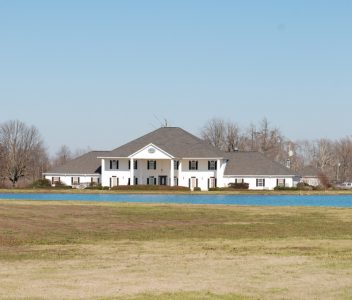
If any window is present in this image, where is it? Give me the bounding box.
[235,178,244,184]
[147,160,157,170]
[189,160,198,170]
[256,178,265,187]
[91,177,100,184]
[71,176,80,185]
[109,160,119,170]
[128,178,138,185]
[174,160,179,170]
[52,177,60,184]
[147,176,156,185]
[277,179,285,187]
[128,160,138,170]
[208,160,217,170]
[174,177,178,186]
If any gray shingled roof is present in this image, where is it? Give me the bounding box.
[44,151,109,175]
[102,127,225,158]
[224,152,297,176]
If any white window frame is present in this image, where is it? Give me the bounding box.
[256,178,265,187]
[208,160,217,170]
[72,176,80,185]
[190,160,198,170]
[147,160,156,170]
[277,178,285,187]
[110,160,119,170]
[148,176,155,185]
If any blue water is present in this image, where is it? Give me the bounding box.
[0,193,352,207]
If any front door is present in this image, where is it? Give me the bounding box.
[189,177,198,190]
[159,176,167,185]
[110,176,118,188]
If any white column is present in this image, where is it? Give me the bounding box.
[101,159,106,186]
[130,158,134,185]
[170,159,174,186]
[216,159,221,188]
[178,160,182,186]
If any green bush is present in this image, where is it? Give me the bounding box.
[273,186,298,191]
[52,181,71,189]
[296,182,314,191]
[30,179,52,188]
[193,187,201,191]
[86,184,110,191]
[86,183,103,190]
[312,185,325,191]
[228,182,249,190]
[110,185,190,192]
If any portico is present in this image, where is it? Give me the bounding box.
[98,127,229,190]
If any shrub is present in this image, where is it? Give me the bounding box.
[53,181,71,189]
[193,187,201,191]
[318,173,331,189]
[86,183,103,190]
[296,182,313,191]
[228,182,249,190]
[30,179,52,188]
[274,186,298,191]
[312,185,325,191]
[110,185,190,192]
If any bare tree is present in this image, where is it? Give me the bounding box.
[0,120,44,187]
[311,139,335,172]
[72,146,91,158]
[225,122,242,152]
[53,145,72,167]
[335,137,352,182]
[27,144,50,182]
[201,118,226,150]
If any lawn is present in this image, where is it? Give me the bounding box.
[0,200,351,299]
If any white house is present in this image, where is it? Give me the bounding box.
[44,151,107,187]
[44,127,298,190]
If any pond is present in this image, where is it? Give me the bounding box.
[0,193,352,207]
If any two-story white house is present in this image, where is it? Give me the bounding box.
[98,127,227,190]
[44,127,298,190]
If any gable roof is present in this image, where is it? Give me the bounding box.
[224,152,297,176]
[45,151,109,175]
[102,127,224,158]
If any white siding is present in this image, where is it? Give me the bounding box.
[223,176,294,190]
[45,175,99,187]
[101,158,227,191]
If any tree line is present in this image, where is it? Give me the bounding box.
[0,120,87,187]
[0,119,351,187]
[201,118,352,183]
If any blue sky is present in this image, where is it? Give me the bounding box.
[0,1,351,154]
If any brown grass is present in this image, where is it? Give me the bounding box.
[0,200,351,299]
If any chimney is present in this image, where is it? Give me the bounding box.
[286,159,291,169]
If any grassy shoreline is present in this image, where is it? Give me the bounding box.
[1,187,352,195]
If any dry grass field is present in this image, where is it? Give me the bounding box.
[0,200,351,299]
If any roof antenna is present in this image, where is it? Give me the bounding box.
[153,114,169,127]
